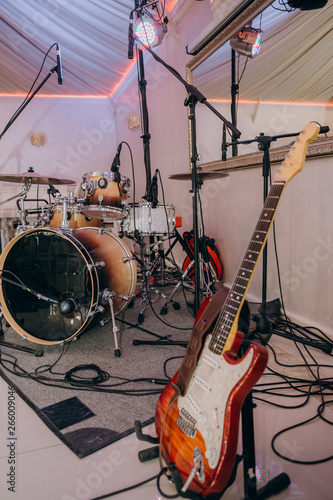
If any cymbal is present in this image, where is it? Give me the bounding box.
[169,170,229,181]
[0,172,76,185]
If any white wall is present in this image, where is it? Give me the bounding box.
[0,96,117,219]
[113,2,333,339]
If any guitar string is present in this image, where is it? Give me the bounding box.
[209,183,285,355]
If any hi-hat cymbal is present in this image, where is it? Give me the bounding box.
[169,170,229,181]
[0,172,76,185]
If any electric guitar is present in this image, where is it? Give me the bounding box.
[155,122,321,497]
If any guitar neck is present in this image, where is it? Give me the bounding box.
[209,181,285,355]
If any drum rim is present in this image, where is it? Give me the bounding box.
[0,227,99,345]
[82,171,130,183]
[127,202,175,209]
[81,205,127,220]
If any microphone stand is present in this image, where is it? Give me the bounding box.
[134,37,240,315]
[0,66,58,141]
[227,130,308,339]
[0,65,58,357]
[138,48,153,195]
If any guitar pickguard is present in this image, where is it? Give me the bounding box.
[177,334,254,470]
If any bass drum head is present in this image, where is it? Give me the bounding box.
[74,227,137,316]
[0,228,98,345]
[0,228,137,345]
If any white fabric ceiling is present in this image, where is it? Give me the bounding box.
[0,0,143,96]
[0,0,332,103]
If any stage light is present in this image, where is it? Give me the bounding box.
[230,26,263,58]
[288,0,327,10]
[134,10,167,48]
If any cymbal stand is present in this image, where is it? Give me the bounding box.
[132,237,169,323]
[159,183,218,315]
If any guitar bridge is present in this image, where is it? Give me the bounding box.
[177,408,197,438]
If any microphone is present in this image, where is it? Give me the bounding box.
[25,287,59,305]
[221,122,227,161]
[59,298,77,315]
[128,12,134,60]
[151,169,159,208]
[56,44,63,85]
[319,125,330,134]
[152,169,159,183]
[111,143,122,172]
[48,184,60,197]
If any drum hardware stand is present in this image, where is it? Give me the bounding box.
[0,181,32,234]
[16,197,50,231]
[134,239,170,324]
[98,289,122,357]
[159,221,219,316]
[134,38,241,315]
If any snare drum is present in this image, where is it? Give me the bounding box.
[0,227,136,345]
[121,203,175,236]
[81,171,130,220]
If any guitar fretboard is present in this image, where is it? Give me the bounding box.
[209,182,285,355]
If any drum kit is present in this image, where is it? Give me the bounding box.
[0,167,228,354]
[0,168,183,354]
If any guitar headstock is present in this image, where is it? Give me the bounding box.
[274,122,320,184]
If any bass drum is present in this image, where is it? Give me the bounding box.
[0,228,136,345]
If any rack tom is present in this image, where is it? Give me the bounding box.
[80,171,130,220]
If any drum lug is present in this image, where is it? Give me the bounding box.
[87,261,105,271]
[122,256,135,263]
[122,293,136,301]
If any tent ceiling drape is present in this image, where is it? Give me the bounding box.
[0,0,332,103]
[0,0,141,97]
[193,2,333,104]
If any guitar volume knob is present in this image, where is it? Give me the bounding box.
[202,429,214,441]
[205,448,217,462]
[198,412,208,423]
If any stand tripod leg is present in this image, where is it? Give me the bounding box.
[105,292,121,357]
[160,260,194,315]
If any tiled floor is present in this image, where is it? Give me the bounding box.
[0,333,332,500]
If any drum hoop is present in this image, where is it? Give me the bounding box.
[51,203,85,211]
[127,202,174,210]
[0,228,99,345]
[82,171,130,184]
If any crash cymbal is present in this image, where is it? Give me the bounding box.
[169,170,229,181]
[0,172,76,185]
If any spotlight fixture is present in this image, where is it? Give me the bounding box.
[230,26,262,58]
[134,8,167,48]
[288,0,327,10]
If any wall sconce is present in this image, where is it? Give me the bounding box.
[30,132,46,146]
[127,114,140,131]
